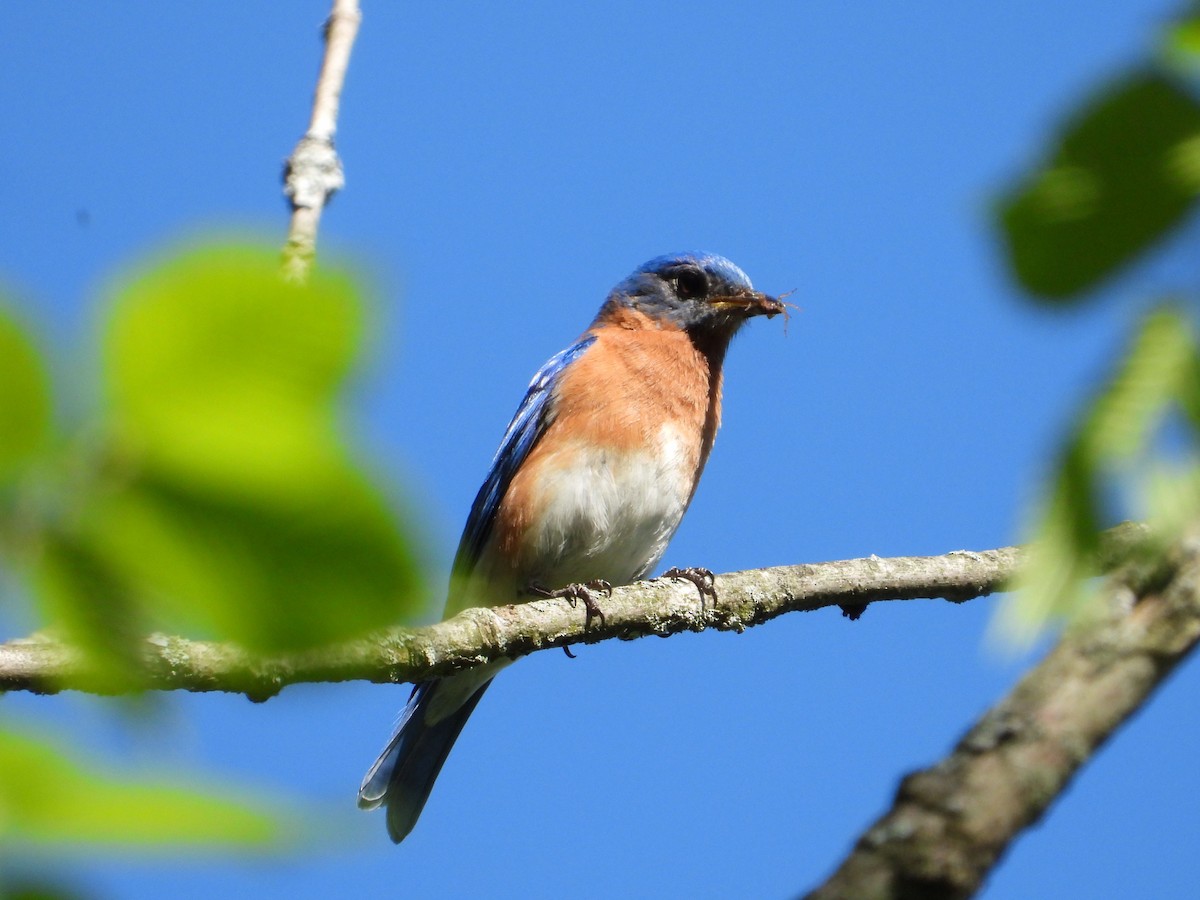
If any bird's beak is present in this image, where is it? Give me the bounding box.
[714,290,786,319]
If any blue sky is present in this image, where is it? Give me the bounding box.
[3,2,1199,897]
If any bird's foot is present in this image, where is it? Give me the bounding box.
[662,566,717,607]
[527,580,611,631]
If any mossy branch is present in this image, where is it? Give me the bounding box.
[805,522,1199,899]
[0,523,1147,700]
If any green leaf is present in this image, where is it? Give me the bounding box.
[0,729,278,847]
[1140,458,1200,541]
[0,884,87,900]
[33,530,148,691]
[997,71,1200,301]
[999,307,1200,640]
[998,444,1101,643]
[35,243,427,653]
[0,305,51,483]
[104,244,362,503]
[74,471,422,650]
[1080,306,1195,462]
[1161,15,1200,74]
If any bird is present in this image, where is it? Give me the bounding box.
[358,252,783,843]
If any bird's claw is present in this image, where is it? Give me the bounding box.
[528,580,610,630]
[662,566,717,607]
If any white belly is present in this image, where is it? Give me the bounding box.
[525,427,694,588]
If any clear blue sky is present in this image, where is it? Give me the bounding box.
[3,2,1199,897]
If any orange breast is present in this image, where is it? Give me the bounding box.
[491,309,723,578]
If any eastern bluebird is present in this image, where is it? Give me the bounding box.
[358,252,783,842]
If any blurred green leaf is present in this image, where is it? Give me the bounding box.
[999,307,1199,639]
[1141,458,1200,540]
[26,243,426,656]
[104,245,361,502]
[33,530,148,690]
[0,306,51,483]
[999,444,1101,643]
[997,71,1200,301]
[0,729,277,847]
[74,471,420,650]
[94,244,425,649]
[1180,347,1200,431]
[1161,14,1200,74]
[0,878,88,900]
[1081,306,1195,460]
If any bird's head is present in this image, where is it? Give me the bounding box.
[600,252,784,341]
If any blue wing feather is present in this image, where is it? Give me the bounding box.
[450,334,597,579]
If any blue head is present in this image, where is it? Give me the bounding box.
[600,252,782,340]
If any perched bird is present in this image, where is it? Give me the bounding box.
[358,252,783,842]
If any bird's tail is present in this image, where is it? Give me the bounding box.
[358,674,492,843]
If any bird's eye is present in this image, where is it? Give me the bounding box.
[673,268,709,301]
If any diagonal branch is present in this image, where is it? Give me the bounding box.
[281,0,361,283]
[0,524,1147,699]
[804,526,1200,900]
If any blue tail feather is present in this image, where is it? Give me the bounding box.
[358,677,492,843]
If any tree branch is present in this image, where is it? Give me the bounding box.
[0,524,1147,699]
[280,0,361,283]
[804,527,1200,900]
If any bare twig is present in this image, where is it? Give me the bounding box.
[281,0,361,283]
[804,527,1199,900]
[0,525,1148,699]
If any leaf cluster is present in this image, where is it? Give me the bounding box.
[0,243,426,859]
[996,11,1200,634]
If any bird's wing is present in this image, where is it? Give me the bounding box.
[447,333,597,596]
